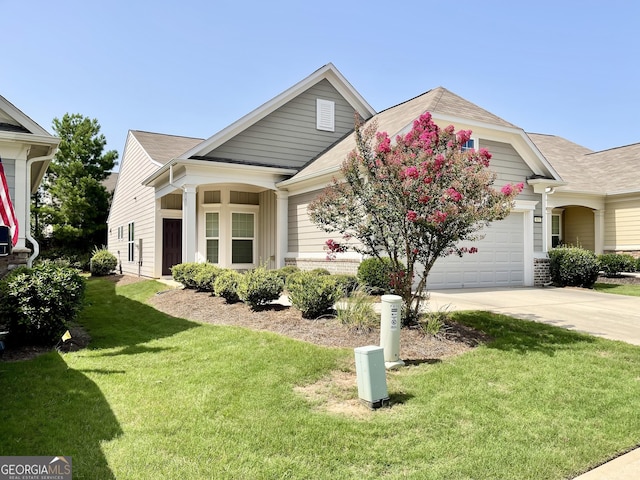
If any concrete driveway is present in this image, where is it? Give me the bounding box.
[428,286,640,346]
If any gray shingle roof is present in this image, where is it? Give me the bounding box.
[528,133,640,195]
[131,130,204,164]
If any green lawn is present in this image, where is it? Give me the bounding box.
[1,278,639,479]
[594,282,640,297]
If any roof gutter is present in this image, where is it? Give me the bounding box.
[25,147,57,267]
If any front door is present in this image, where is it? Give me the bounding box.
[162,218,182,276]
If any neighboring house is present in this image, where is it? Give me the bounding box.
[0,95,59,276]
[106,63,636,289]
[527,135,640,257]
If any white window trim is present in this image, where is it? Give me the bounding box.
[230,208,258,268]
[127,222,135,263]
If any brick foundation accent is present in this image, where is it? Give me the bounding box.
[285,257,360,275]
[0,247,30,278]
[534,257,551,286]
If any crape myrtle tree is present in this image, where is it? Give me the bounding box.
[36,113,118,254]
[308,113,523,324]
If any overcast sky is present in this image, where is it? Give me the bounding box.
[3,1,639,170]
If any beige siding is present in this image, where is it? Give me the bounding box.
[206,80,356,169]
[288,189,336,253]
[604,198,640,248]
[258,190,277,269]
[107,133,159,277]
[481,140,543,251]
[564,206,594,250]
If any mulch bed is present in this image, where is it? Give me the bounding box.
[4,273,632,363]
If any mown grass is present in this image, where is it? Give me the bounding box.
[1,278,639,479]
[594,282,640,297]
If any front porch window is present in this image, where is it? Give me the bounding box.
[206,212,219,263]
[231,212,254,264]
[552,214,561,247]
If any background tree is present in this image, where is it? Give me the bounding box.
[309,113,523,323]
[36,113,118,258]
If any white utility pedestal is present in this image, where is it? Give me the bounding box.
[354,345,389,409]
[380,294,405,370]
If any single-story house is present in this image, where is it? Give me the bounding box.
[0,95,59,276]
[107,63,638,289]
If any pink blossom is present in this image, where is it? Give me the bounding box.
[431,210,448,224]
[376,133,391,154]
[456,129,472,144]
[406,210,418,222]
[501,183,524,196]
[444,125,455,135]
[447,188,463,202]
[402,166,419,179]
[501,184,514,195]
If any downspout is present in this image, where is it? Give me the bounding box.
[25,152,56,267]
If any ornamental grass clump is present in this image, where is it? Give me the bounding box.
[335,288,378,333]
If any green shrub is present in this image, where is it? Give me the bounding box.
[0,263,86,345]
[192,263,223,292]
[90,248,118,276]
[331,274,359,297]
[171,263,203,289]
[287,271,342,319]
[335,288,378,332]
[309,268,331,276]
[237,266,284,310]
[276,265,300,284]
[598,253,636,277]
[357,257,404,294]
[549,246,600,288]
[214,269,243,303]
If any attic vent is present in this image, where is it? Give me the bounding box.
[316,99,335,132]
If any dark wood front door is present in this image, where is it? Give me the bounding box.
[162,218,182,276]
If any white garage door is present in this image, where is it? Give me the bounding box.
[424,213,525,290]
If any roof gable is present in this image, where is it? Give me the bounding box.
[179,63,376,161]
[287,87,530,184]
[0,95,53,137]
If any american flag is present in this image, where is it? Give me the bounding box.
[0,156,19,246]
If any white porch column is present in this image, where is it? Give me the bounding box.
[594,209,605,254]
[275,190,289,268]
[182,185,197,263]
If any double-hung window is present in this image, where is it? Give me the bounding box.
[231,212,254,264]
[127,222,135,262]
[551,214,561,248]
